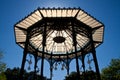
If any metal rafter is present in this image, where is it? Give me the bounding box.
[14,8,104,80]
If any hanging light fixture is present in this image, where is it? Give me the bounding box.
[87,54,93,71]
[26,54,32,70]
[14,8,104,80]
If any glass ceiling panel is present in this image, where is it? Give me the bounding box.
[51,10,57,17]
[71,9,79,17]
[57,9,62,17]
[14,8,104,58]
[28,26,90,54]
[45,30,73,54]
[22,20,32,27]
[24,18,34,26]
[92,22,102,28]
[15,27,26,43]
[46,10,52,17]
[80,13,88,20]
[88,20,99,27]
[61,10,67,17]
[94,43,101,47]
[66,10,72,17]
[31,12,41,21]
[34,10,42,18]
[92,26,104,42]
[28,16,38,23]
[16,10,42,29]
[18,43,25,48]
[40,10,47,17]
[77,10,84,17]
[76,34,89,48]
[80,15,91,23]
[76,10,103,28]
[30,34,43,50]
[16,22,28,29]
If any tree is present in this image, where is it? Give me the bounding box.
[0,51,6,72]
[0,51,7,80]
[4,67,20,80]
[65,71,98,80]
[4,67,47,80]
[65,72,78,80]
[101,58,120,80]
[0,72,7,80]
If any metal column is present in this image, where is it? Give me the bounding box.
[90,29,101,80]
[50,52,53,80]
[20,34,29,80]
[66,52,69,75]
[92,49,101,80]
[40,22,47,79]
[72,21,80,79]
[34,54,38,80]
[81,51,86,80]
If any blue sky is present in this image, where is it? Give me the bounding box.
[0,0,120,80]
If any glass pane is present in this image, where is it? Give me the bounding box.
[51,10,57,17]
[46,10,52,17]
[61,10,67,17]
[56,9,62,17]
[15,27,26,42]
[92,26,104,42]
[67,10,72,17]
[40,10,47,17]
[71,9,79,17]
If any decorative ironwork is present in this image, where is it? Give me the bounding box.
[26,54,32,70]
[53,36,65,43]
[87,54,93,71]
[14,7,104,80]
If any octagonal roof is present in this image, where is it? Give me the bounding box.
[14,8,104,59]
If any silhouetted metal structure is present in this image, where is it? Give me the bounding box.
[14,8,104,80]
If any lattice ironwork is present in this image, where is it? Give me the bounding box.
[14,7,104,80]
[14,8,104,58]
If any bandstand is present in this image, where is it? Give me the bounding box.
[14,8,104,80]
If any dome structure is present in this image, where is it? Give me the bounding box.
[14,7,104,80]
[14,8,104,59]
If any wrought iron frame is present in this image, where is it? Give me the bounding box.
[14,7,104,80]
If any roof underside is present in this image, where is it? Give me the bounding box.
[14,8,104,59]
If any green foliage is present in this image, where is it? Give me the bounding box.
[101,58,120,80]
[0,72,7,80]
[4,67,47,80]
[0,51,6,73]
[0,51,7,79]
[65,72,78,80]
[4,68,20,80]
[0,63,6,73]
[65,71,98,80]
